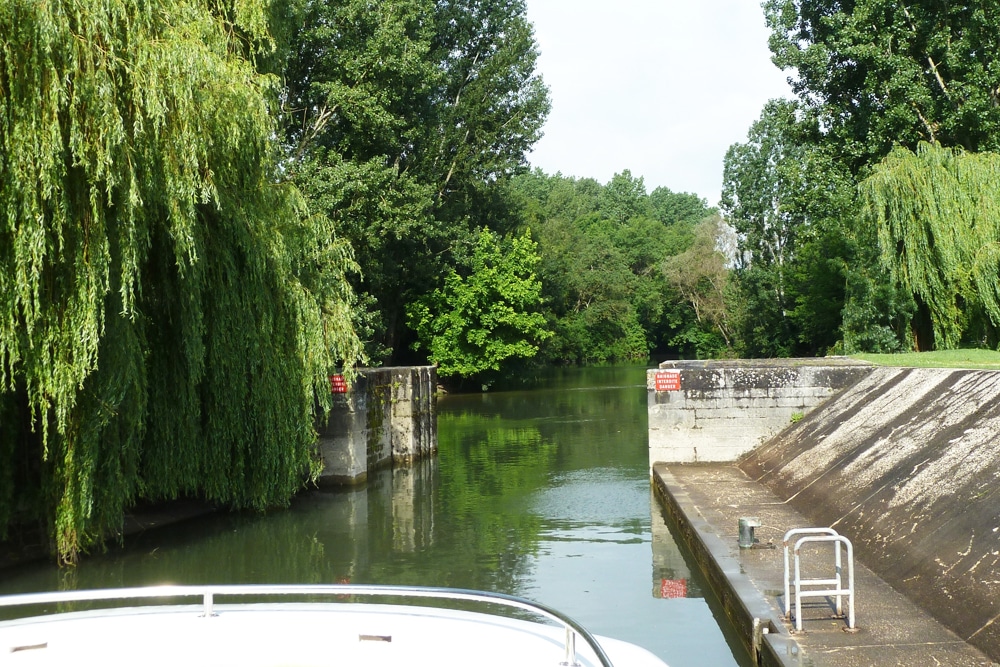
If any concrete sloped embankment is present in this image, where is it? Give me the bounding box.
[740,366,1000,661]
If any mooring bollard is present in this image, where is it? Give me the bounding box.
[738,517,761,549]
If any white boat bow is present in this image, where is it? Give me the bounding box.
[0,584,669,667]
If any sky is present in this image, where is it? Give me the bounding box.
[523,1,793,207]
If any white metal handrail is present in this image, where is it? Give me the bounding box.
[0,584,613,667]
[790,535,855,632]
[782,527,841,619]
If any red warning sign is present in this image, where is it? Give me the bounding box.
[655,370,681,392]
[330,374,348,393]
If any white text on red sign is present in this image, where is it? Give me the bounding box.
[330,374,348,393]
[655,370,681,392]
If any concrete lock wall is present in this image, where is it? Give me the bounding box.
[739,367,1000,662]
[316,366,437,485]
[647,359,872,464]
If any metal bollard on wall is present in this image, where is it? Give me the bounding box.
[738,517,761,549]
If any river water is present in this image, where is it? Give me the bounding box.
[0,366,747,667]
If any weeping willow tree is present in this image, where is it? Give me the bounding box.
[0,0,363,563]
[860,142,1000,349]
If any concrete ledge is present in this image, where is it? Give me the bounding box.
[652,463,997,667]
[652,465,799,667]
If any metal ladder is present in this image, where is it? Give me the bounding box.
[782,528,855,632]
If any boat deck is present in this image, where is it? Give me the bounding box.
[0,585,665,667]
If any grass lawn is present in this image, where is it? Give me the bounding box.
[849,349,1000,369]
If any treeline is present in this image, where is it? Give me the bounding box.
[447,3,1000,369]
[0,0,552,562]
[6,0,1000,562]
[405,167,731,389]
[720,1,1000,356]
[511,171,725,365]
[405,168,736,391]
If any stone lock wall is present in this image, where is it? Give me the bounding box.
[647,359,871,464]
[316,366,437,485]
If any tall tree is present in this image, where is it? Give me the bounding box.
[662,215,735,356]
[0,0,361,562]
[722,99,866,356]
[282,0,438,362]
[861,142,1000,349]
[722,100,807,356]
[765,0,1000,164]
[427,0,551,218]
[282,0,549,361]
[600,170,650,224]
[406,229,551,387]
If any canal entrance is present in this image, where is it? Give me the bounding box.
[0,366,748,667]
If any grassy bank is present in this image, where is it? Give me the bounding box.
[850,349,1000,369]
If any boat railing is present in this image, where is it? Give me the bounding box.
[0,584,613,667]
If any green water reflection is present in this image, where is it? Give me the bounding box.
[0,366,747,667]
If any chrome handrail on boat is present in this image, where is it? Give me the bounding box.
[0,584,614,667]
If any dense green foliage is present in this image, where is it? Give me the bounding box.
[281,0,550,361]
[407,229,551,385]
[723,1,1000,356]
[765,0,1000,162]
[722,100,860,356]
[510,170,724,363]
[861,142,1000,349]
[0,0,560,562]
[662,216,733,355]
[0,0,362,562]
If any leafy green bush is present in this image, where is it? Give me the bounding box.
[407,229,551,386]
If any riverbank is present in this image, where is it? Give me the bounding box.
[653,463,997,666]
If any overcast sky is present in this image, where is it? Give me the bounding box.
[523,1,793,207]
